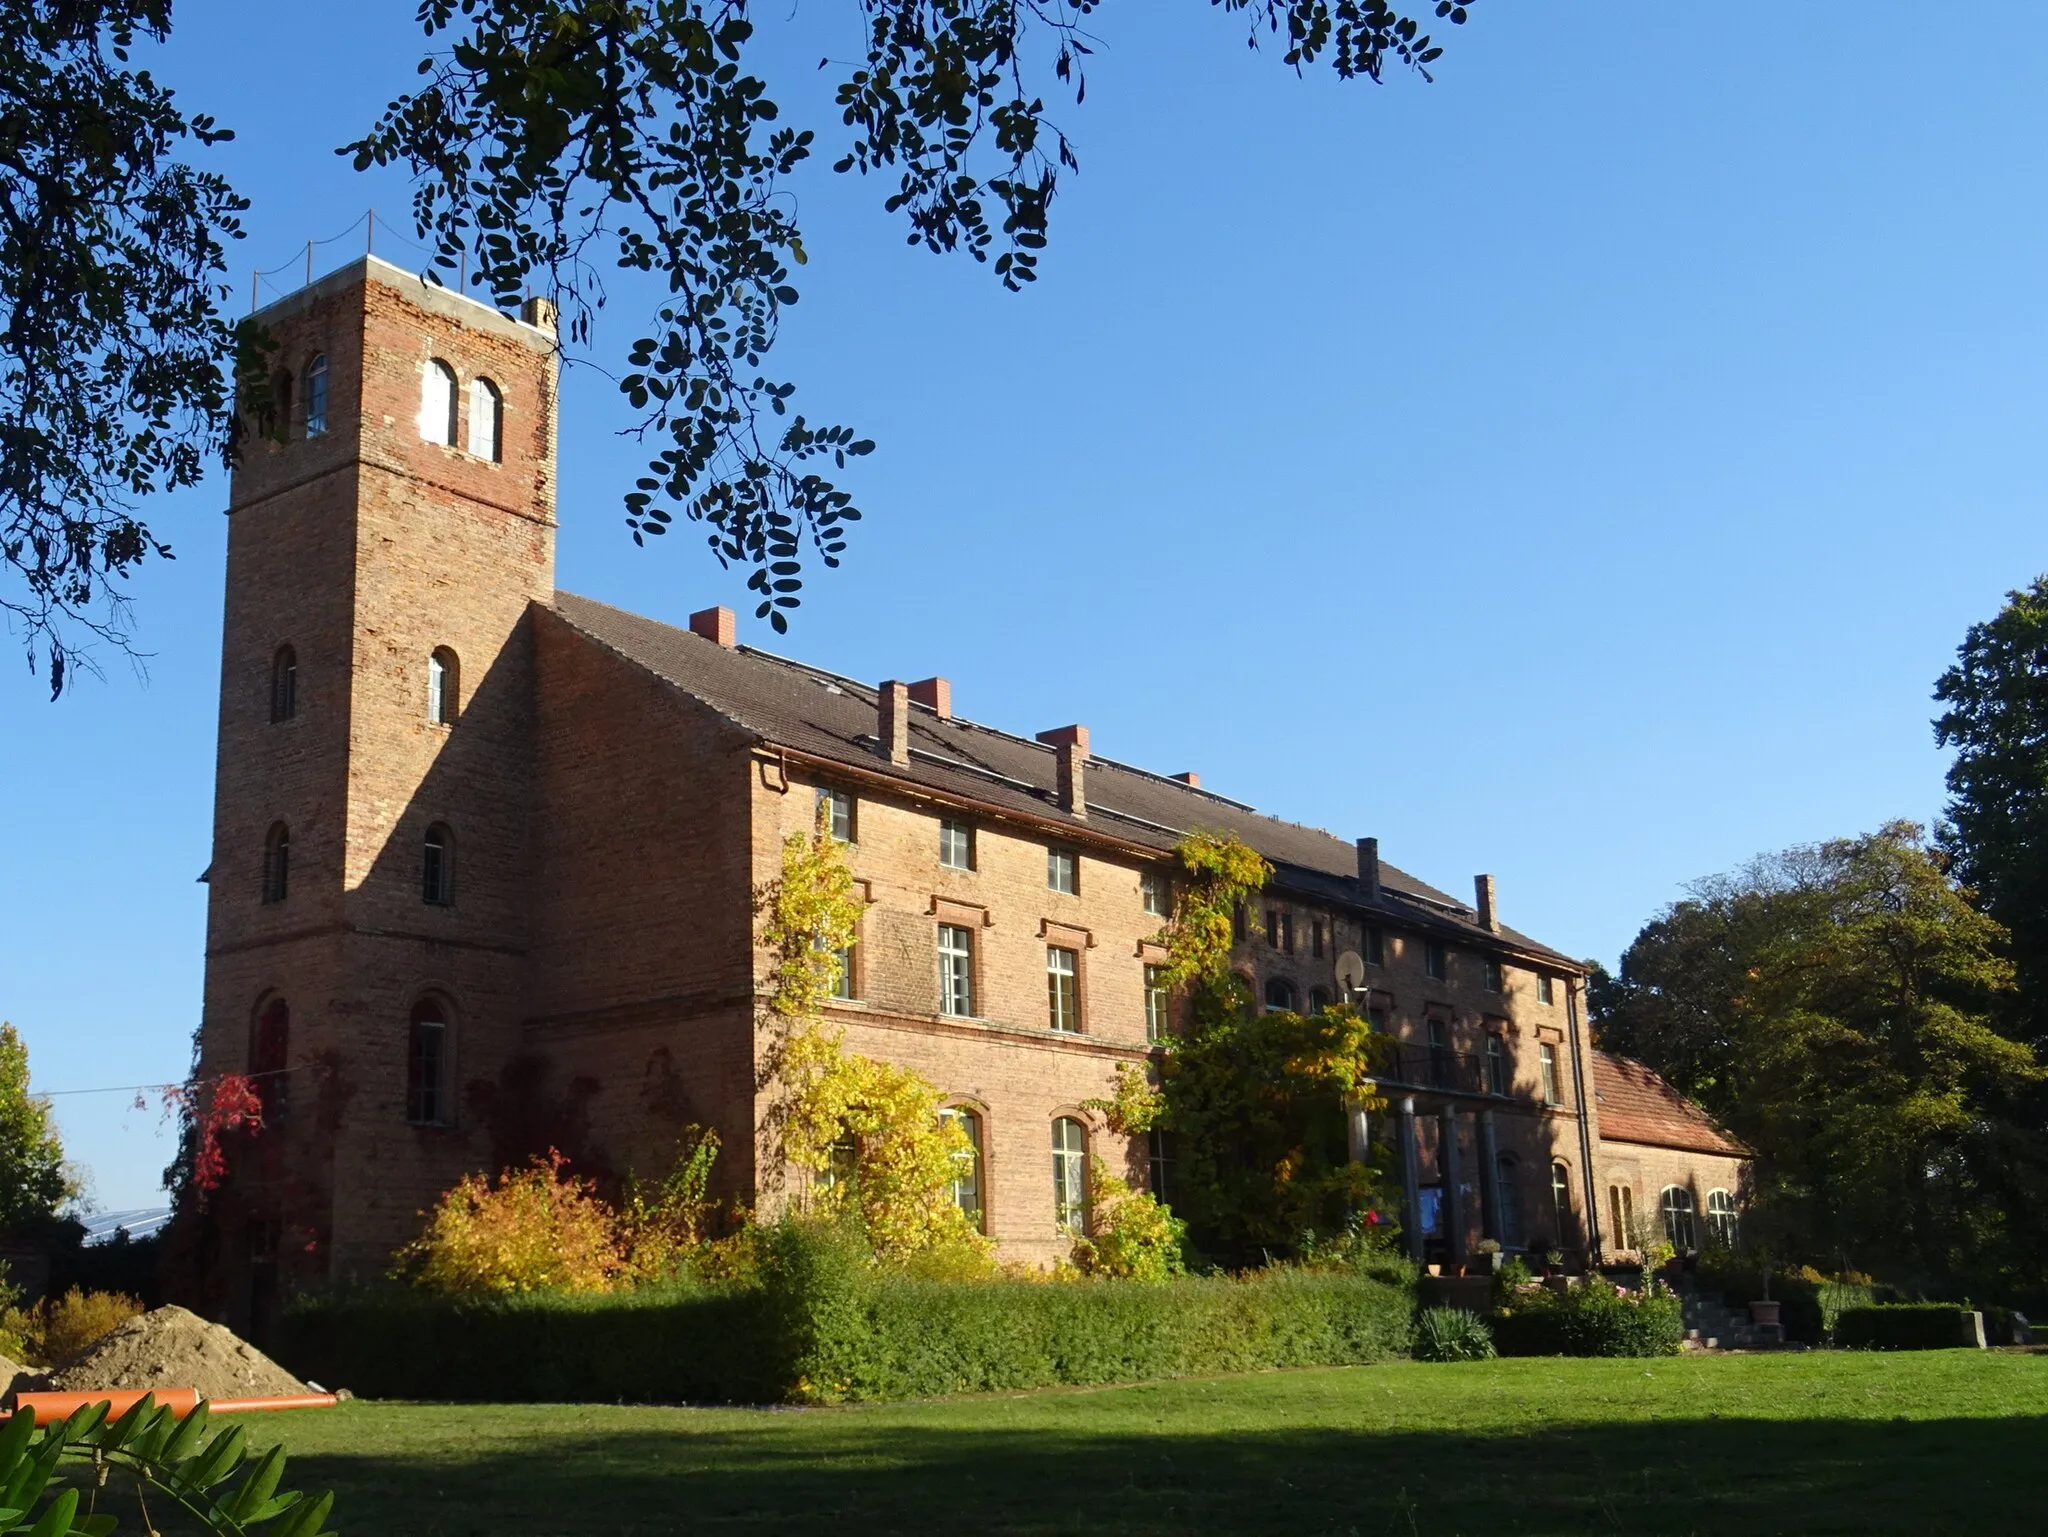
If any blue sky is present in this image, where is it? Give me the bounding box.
[3,2,2042,1210]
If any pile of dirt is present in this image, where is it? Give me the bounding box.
[40,1306,309,1403]
[0,1355,24,1397]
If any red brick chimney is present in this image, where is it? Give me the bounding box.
[1476,874,1499,933]
[688,606,735,647]
[1172,771,1200,788]
[1037,725,1089,819]
[878,680,910,766]
[908,677,951,718]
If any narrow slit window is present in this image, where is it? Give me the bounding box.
[427,648,460,725]
[251,999,290,1117]
[304,354,329,436]
[423,823,455,906]
[262,822,290,904]
[270,645,297,723]
[1540,1042,1561,1105]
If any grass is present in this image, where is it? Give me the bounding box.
[239,1351,2046,1535]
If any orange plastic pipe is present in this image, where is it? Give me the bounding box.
[13,1389,337,1426]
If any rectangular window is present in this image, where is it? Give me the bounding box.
[1425,940,1447,981]
[938,924,974,1016]
[1427,1018,1452,1088]
[1232,903,1248,942]
[818,787,855,842]
[1538,974,1555,1006]
[1483,958,1505,993]
[1141,869,1170,918]
[1265,909,1280,949]
[1047,946,1080,1033]
[939,818,974,870]
[1366,1001,1389,1033]
[1365,927,1384,967]
[1540,1042,1561,1105]
[1485,1035,1507,1095]
[1311,920,1325,959]
[1144,964,1170,1043]
[1047,847,1078,894]
[830,943,857,1001]
[406,1020,446,1125]
[1148,1127,1174,1202]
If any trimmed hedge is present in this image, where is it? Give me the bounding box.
[1834,1304,1985,1351]
[279,1235,1415,1404]
[1492,1283,1683,1358]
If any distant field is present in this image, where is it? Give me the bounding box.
[246,1351,2046,1535]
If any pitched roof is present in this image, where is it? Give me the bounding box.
[1592,1052,1747,1157]
[549,592,1580,967]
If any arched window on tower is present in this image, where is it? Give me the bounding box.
[427,647,459,724]
[419,359,457,445]
[304,354,329,436]
[251,998,290,1116]
[469,377,502,462]
[407,999,451,1126]
[270,645,297,723]
[423,823,455,906]
[261,823,290,903]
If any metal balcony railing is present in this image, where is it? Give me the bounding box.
[1370,1043,1503,1097]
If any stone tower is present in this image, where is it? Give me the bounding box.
[195,257,557,1329]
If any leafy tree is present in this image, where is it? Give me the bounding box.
[1,0,254,696]
[8,0,1467,689]
[0,1022,72,1235]
[1591,823,2048,1301]
[1934,574,2048,1042]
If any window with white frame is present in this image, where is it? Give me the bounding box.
[1047,846,1077,894]
[1051,1117,1087,1232]
[1141,868,1170,917]
[1046,946,1079,1032]
[938,924,974,1016]
[1483,958,1505,993]
[420,359,458,445]
[470,376,502,462]
[939,818,973,870]
[1550,1161,1573,1242]
[1706,1188,1738,1248]
[1610,1184,1637,1250]
[817,787,854,842]
[1144,964,1170,1043]
[1538,973,1555,1006]
[1661,1185,1698,1252]
[941,1106,984,1229]
[1539,1042,1561,1105]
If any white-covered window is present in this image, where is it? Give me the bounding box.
[1052,1117,1088,1233]
[420,359,458,445]
[304,354,329,437]
[938,924,974,1016]
[1610,1184,1637,1250]
[1046,946,1079,1033]
[470,376,502,462]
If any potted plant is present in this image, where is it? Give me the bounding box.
[1476,1238,1503,1275]
[1748,1242,1782,1329]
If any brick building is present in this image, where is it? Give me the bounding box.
[193,259,1744,1327]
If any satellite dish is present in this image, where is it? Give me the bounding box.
[1335,950,1366,994]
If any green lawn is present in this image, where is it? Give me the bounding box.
[241,1352,2045,1536]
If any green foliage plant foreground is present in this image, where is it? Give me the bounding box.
[0,1394,334,1536]
[234,1353,2048,1536]
[1491,1278,1684,1358]
[282,1221,1416,1405]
